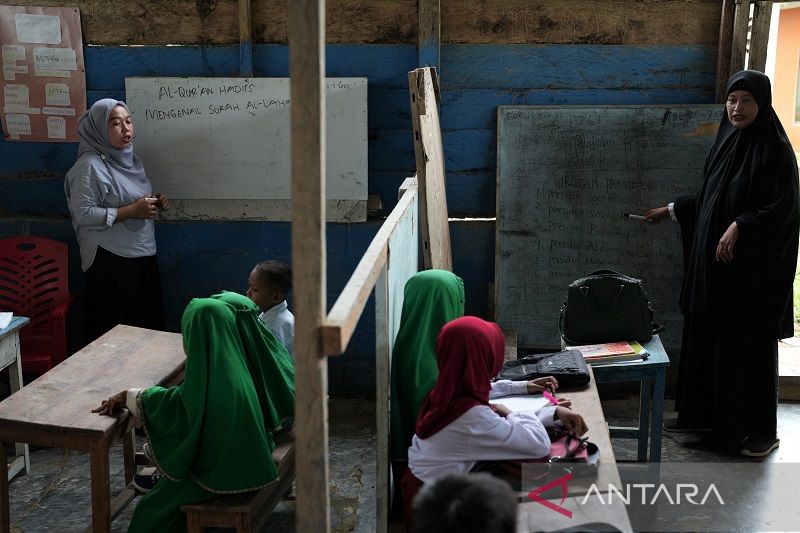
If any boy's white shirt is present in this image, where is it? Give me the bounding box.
[259,300,295,357]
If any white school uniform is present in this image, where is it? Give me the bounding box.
[259,300,295,357]
[489,379,529,399]
[407,404,559,483]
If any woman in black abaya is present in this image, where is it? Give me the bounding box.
[645,70,799,457]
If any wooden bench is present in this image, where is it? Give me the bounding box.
[181,435,296,533]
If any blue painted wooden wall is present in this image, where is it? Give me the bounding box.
[0,40,717,395]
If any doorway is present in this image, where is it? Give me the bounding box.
[765,1,800,397]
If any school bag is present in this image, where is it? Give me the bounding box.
[497,349,590,388]
[558,269,663,345]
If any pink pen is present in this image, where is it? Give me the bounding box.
[543,390,559,406]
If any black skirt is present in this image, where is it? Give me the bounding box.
[676,310,778,441]
[84,246,166,342]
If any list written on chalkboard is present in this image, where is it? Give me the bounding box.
[495,105,721,349]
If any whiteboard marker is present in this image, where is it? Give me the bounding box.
[624,213,647,220]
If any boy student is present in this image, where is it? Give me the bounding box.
[412,472,517,533]
[247,260,295,357]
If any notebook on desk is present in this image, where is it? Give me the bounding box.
[571,341,649,365]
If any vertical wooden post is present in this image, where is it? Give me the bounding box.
[748,1,773,72]
[374,264,390,533]
[730,0,751,76]
[419,0,441,69]
[716,0,737,102]
[238,0,254,77]
[290,0,329,532]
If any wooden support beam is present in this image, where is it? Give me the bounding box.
[289,0,329,531]
[716,0,737,102]
[374,263,390,533]
[408,67,452,271]
[322,187,417,355]
[730,0,751,76]
[418,0,441,68]
[238,0,254,77]
[748,1,773,72]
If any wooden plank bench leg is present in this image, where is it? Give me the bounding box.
[181,441,295,533]
[185,511,201,533]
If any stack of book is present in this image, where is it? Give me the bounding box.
[571,341,649,365]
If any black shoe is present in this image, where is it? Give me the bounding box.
[133,469,162,493]
[740,437,779,458]
[663,417,711,433]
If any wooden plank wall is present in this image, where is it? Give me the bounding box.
[0,0,723,393]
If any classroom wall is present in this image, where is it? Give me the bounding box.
[0,0,721,396]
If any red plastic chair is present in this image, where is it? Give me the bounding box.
[0,236,75,375]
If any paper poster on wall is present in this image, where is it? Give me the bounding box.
[0,6,86,142]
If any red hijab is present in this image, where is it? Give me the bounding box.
[415,316,505,439]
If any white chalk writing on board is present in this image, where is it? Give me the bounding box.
[495,105,721,349]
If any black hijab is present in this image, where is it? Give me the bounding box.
[678,70,799,338]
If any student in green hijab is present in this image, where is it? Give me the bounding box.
[390,270,465,464]
[211,290,295,433]
[94,295,295,532]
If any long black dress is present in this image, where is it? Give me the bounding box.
[673,71,799,444]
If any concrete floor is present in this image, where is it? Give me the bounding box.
[4,395,800,532]
[4,398,376,533]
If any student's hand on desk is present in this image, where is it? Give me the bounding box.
[554,397,572,408]
[526,376,558,394]
[554,406,587,436]
[92,390,127,416]
[491,403,512,418]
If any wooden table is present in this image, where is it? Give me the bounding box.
[517,366,632,532]
[0,316,29,481]
[586,335,670,463]
[0,325,186,533]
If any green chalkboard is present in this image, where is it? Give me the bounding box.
[495,105,721,350]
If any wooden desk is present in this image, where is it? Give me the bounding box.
[517,366,632,532]
[587,336,670,462]
[0,316,29,481]
[0,325,185,533]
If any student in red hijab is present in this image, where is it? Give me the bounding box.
[401,316,587,525]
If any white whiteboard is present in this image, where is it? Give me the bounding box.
[124,77,367,221]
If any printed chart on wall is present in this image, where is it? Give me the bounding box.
[495,105,721,350]
[0,6,86,142]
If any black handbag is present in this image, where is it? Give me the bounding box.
[497,349,590,388]
[558,269,663,345]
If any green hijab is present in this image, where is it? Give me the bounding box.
[389,270,464,461]
[211,290,295,433]
[139,297,277,493]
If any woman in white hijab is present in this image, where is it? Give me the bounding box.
[65,99,169,342]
